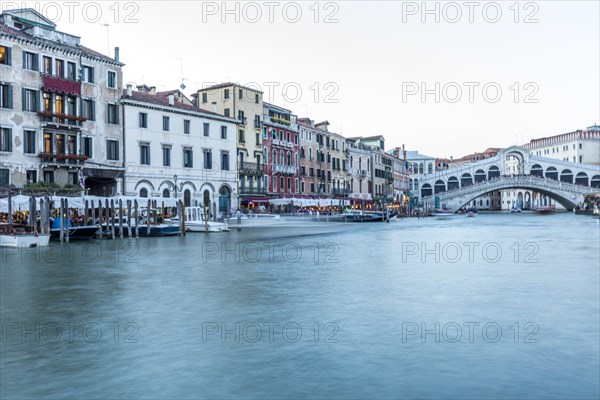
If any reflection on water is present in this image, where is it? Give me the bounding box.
[1,213,599,399]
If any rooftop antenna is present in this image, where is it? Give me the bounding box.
[101,24,110,56]
[175,57,187,90]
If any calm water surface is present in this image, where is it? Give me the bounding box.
[1,212,599,399]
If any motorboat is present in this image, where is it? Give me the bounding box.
[510,207,522,213]
[465,207,478,217]
[533,206,556,215]
[229,212,286,229]
[431,209,454,217]
[0,223,50,247]
[171,207,229,233]
[50,217,99,240]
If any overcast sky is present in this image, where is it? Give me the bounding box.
[9,1,599,157]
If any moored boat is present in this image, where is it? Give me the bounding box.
[171,207,229,233]
[50,218,99,240]
[533,206,556,215]
[0,224,50,247]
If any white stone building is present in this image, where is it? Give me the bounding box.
[120,85,239,218]
[0,8,124,195]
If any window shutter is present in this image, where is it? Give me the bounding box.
[33,54,39,71]
[6,47,11,65]
[7,86,13,109]
[91,101,96,120]
[35,90,40,111]
[90,67,94,83]
[22,51,25,69]
[21,87,26,111]
[115,105,119,124]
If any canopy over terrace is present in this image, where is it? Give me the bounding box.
[0,195,178,213]
[269,198,350,207]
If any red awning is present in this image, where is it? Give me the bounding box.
[43,75,81,96]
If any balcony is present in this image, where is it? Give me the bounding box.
[264,115,298,130]
[358,170,368,177]
[38,111,87,125]
[331,188,350,196]
[41,74,81,96]
[240,187,267,195]
[38,152,88,165]
[239,162,263,174]
[273,164,298,174]
[345,168,354,175]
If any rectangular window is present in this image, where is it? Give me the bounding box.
[238,129,245,143]
[43,171,54,183]
[24,130,36,154]
[183,148,193,168]
[107,140,119,160]
[22,88,39,112]
[107,71,116,88]
[140,143,150,165]
[221,152,229,171]
[0,45,11,65]
[224,108,230,118]
[184,119,190,134]
[256,132,260,145]
[202,92,207,103]
[67,62,76,80]
[67,96,76,117]
[162,116,170,131]
[254,115,260,129]
[43,56,52,74]
[239,88,243,99]
[68,172,78,186]
[23,51,38,71]
[221,126,227,139]
[139,112,148,128]
[224,89,230,99]
[83,137,93,158]
[0,84,13,109]
[82,99,95,121]
[255,93,259,104]
[55,59,64,77]
[107,103,119,124]
[26,170,37,184]
[203,149,212,169]
[579,156,583,163]
[238,110,245,123]
[273,176,277,191]
[0,128,12,152]
[280,177,284,191]
[203,122,210,137]
[579,143,583,149]
[82,65,94,83]
[163,147,171,167]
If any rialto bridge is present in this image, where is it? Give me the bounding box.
[418,146,600,212]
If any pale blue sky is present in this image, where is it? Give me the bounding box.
[8,1,599,158]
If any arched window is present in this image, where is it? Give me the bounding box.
[203,190,210,207]
[434,180,446,194]
[447,176,459,190]
[545,167,558,180]
[309,148,313,161]
[162,188,170,198]
[294,153,299,167]
[428,163,433,174]
[280,150,284,165]
[419,163,424,174]
[421,184,432,197]
[287,151,291,166]
[461,173,473,187]
[414,178,419,190]
[139,188,148,198]
[272,149,277,164]
[575,172,588,186]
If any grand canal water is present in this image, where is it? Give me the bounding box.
[1,212,599,399]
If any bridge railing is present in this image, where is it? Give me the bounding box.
[423,175,597,201]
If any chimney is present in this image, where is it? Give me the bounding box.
[126,84,132,97]
[212,101,217,113]
[114,47,120,62]
[168,94,175,106]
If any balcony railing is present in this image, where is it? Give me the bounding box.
[264,115,298,130]
[37,111,87,124]
[273,164,298,174]
[240,187,267,195]
[239,162,263,173]
[331,188,350,196]
[38,152,88,165]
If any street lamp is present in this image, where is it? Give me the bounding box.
[173,174,178,199]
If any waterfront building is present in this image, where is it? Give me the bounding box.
[387,146,411,203]
[503,124,600,209]
[401,150,436,203]
[120,84,238,218]
[0,8,124,195]
[329,128,348,199]
[298,118,331,197]
[263,103,299,197]
[196,83,265,206]
[345,137,373,206]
